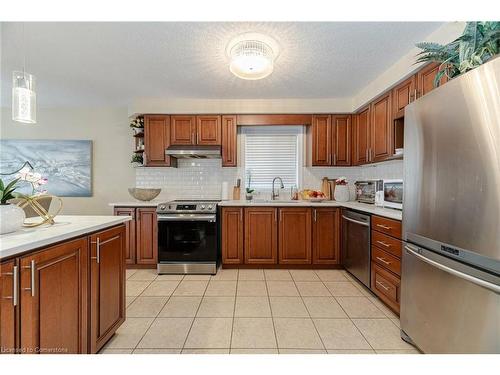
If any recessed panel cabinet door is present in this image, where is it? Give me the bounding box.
[278,208,312,265]
[312,208,340,264]
[136,208,158,265]
[114,207,136,265]
[352,107,370,165]
[392,76,416,119]
[90,225,126,353]
[370,92,393,162]
[171,115,196,145]
[244,207,278,264]
[197,115,221,145]
[221,115,237,167]
[417,62,448,98]
[221,207,244,264]
[312,115,332,166]
[332,115,351,166]
[20,237,89,354]
[0,259,18,354]
[144,115,174,167]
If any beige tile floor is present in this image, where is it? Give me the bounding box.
[100,268,419,354]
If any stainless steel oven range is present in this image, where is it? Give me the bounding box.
[156,200,219,275]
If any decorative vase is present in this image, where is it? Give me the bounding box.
[334,185,350,202]
[0,204,26,234]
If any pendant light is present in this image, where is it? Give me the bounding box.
[12,23,36,124]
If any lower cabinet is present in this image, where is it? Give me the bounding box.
[113,206,157,267]
[312,208,340,265]
[244,207,278,264]
[371,262,401,314]
[279,208,312,265]
[90,225,126,353]
[221,206,339,267]
[0,259,19,353]
[20,237,89,354]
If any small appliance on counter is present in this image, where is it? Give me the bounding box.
[382,179,403,210]
[354,180,383,204]
[156,199,220,274]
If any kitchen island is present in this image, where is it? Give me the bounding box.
[0,215,130,354]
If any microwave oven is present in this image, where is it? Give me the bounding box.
[383,179,403,210]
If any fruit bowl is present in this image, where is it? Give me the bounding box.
[128,188,161,201]
[300,189,327,201]
[303,197,327,202]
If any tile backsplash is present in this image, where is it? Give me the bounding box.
[135,159,403,200]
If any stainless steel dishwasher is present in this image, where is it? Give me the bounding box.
[341,209,371,287]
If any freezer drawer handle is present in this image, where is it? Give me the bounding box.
[376,280,390,291]
[342,215,369,227]
[376,240,391,248]
[376,257,392,265]
[405,245,500,294]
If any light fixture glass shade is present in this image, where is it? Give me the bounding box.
[229,40,274,80]
[12,71,36,124]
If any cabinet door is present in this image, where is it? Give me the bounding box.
[352,107,370,165]
[114,207,136,265]
[312,115,332,166]
[0,259,18,354]
[278,208,312,265]
[244,207,278,264]
[221,207,244,264]
[371,262,401,314]
[90,225,126,353]
[20,237,89,354]
[221,115,237,167]
[144,115,175,167]
[197,115,221,145]
[332,114,351,166]
[171,115,196,145]
[370,92,393,162]
[312,208,340,265]
[417,62,448,98]
[392,76,416,119]
[136,208,158,265]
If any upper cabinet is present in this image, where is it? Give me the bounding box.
[170,115,197,145]
[416,62,448,98]
[311,115,332,166]
[370,92,393,163]
[197,115,221,145]
[221,115,237,167]
[352,106,371,166]
[144,115,176,167]
[392,76,416,119]
[171,115,222,146]
[332,115,352,166]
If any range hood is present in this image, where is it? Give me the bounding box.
[165,145,221,159]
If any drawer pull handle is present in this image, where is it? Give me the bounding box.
[376,280,390,291]
[376,257,392,265]
[376,224,392,230]
[376,240,391,248]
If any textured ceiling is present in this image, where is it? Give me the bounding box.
[1,22,442,107]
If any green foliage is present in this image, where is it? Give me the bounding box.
[0,178,21,204]
[131,153,143,164]
[246,187,254,194]
[416,22,500,87]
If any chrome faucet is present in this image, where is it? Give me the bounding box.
[271,177,284,200]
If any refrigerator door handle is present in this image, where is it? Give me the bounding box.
[405,245,500,294]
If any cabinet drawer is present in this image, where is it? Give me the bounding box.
[371,262,400,314]
[371,230,402,258]
[372,215,402,239]
[371,246,401,276]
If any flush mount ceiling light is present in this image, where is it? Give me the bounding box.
[226,33,280,80]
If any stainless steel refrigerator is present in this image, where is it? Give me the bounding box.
[402,57,500,354]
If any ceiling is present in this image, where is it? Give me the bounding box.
[1,22,443,108]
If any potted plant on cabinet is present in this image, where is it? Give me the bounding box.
[0,178,26,234]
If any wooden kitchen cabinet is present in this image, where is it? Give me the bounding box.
[392,76,416,119]
[352,106,371,165]
[19,237,89,354]
[136,208,158,265]
[311,115,332,166]
[170,115,196,145]
[312,208,340,265]
[371,262,401,314]
[144,115,175,167]
[90,225,126,353]
[279,208,312,265]
[221,207,244,264]
[197,115,221,145]
[0,259,18,354]
[332,115,352,166]
[114,207,136,265]
[417,62,448,98]
[370,92,393,162]
[221,115,237,167]
[244,207,278,264]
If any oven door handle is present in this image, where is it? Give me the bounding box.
[157,214,216,222]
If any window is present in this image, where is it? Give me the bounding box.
[242,126,303,192]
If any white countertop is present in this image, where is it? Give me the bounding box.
[219,200,402,221]
[109,200,161,207]
[0,215,131,259]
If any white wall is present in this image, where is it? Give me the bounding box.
[0,107,134,215]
